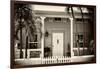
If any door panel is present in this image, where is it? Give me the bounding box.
[52,33,63,56]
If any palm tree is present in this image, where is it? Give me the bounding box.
[14,3,37,58]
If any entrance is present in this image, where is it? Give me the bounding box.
[52,32,64,56]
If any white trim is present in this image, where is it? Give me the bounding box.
[28,42,39,43]
[35,14,90,19]
[73,47,88,50]
[72,55,94,58]
[27,49,41,51]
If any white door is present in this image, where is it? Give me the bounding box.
[52,33,63,56]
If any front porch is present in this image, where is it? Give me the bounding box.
[14,17,95,65]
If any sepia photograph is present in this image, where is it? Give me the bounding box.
[11,1,96,68]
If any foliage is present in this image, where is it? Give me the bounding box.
[14,3,37,42]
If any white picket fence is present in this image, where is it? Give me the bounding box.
[41,56,71,64]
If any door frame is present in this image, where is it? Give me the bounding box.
[51,30,65,56]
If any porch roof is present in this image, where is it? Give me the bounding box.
[31,5,91,18]
[31,5,90,13]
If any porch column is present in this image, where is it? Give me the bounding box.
[70,18,74,57]
[40,17,46,58]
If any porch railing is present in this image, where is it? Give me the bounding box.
[41,56,71,64]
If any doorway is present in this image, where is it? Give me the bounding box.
[52,32,64,56]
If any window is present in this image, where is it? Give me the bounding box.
[30,51,41,58]
[73,33,94,56]
[54,18,61,21]
[29,34,41,49]
[75,18,91,24]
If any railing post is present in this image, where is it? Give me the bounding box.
[40,17,46,58]
[70,18,74,57]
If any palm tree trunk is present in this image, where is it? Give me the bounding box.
[25,36,28,58]
[19,19,23,58]
[70,6,75,18]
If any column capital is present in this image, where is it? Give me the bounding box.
[69,17,74,21]
[40,16,46,20]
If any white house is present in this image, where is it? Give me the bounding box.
[14,4,95,65]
